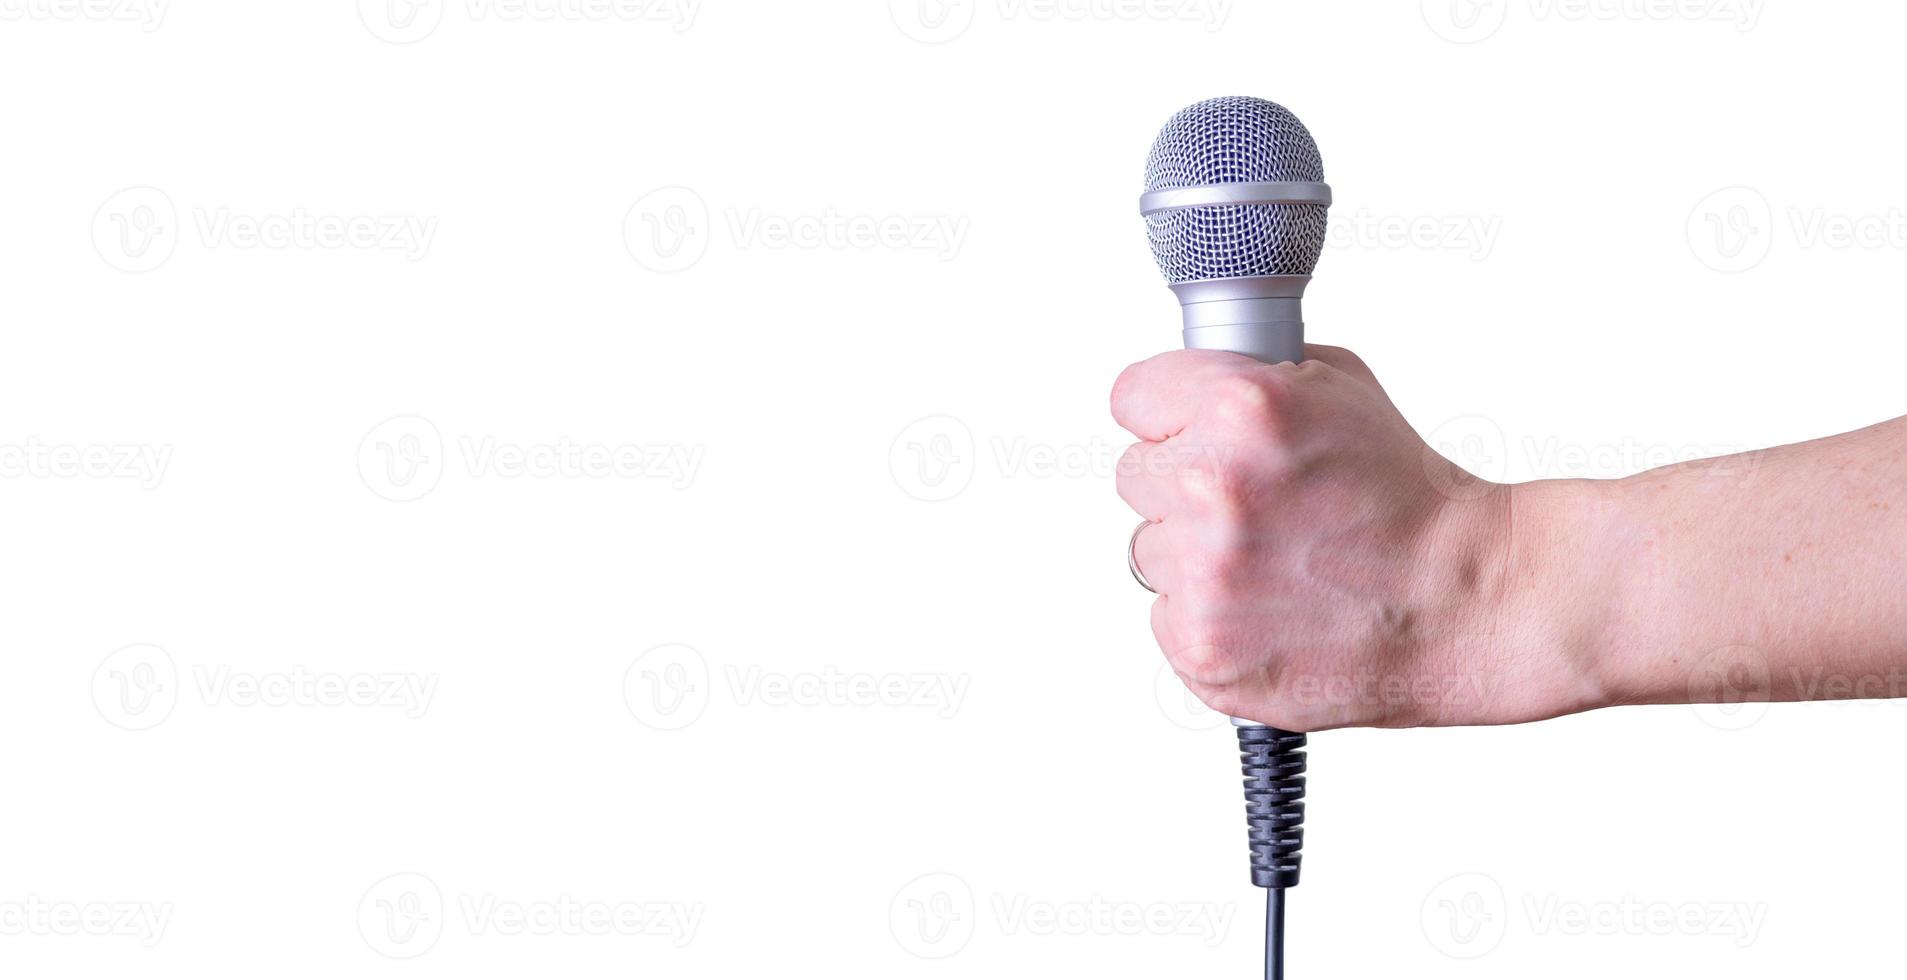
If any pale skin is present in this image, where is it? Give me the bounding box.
[1113,345,1907,731]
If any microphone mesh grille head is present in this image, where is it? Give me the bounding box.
[1143,96,1329,284]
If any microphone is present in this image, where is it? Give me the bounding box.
[1139,95,1331,980]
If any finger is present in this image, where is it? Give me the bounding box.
[1115,441,1181,520]
[1111,349,1256,442]
[1149,597,1231,694]
[1129,517,1178,596]
[1149,594,1176,655]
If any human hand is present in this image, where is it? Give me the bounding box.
[1113,345,1604,730]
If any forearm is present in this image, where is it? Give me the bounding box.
[1519,417,1907,712]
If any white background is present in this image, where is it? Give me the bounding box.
[1,0,1902,976]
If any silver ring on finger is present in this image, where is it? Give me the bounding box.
[1128,519,1159,595]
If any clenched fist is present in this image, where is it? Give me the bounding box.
[1113,346,1606,731]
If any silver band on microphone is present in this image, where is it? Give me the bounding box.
[1173,274,1311,366]
[1138,180,1333,216]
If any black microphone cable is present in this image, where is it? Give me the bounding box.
[1236,723,1306,980]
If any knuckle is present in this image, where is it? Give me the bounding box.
[1210,552,1254,600]
[1175,537,1249,598]
[1176,451,1252,512]
[1114,443,1145,489]
[1312,344,1366,371]
[1163,589,1249,688]
[1108,373,1131,416]
[1110,359,1151,410]
[1211,372,1281,424]
[1168,635,1237,687]
[1118,441,1168,481]
[1199,686,1248,719]
[1293,358,1332,380]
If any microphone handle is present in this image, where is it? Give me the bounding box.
[1179,285,1310,980]
[1178,282,1310,893]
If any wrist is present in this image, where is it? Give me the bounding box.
[1473,477,1630,723]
